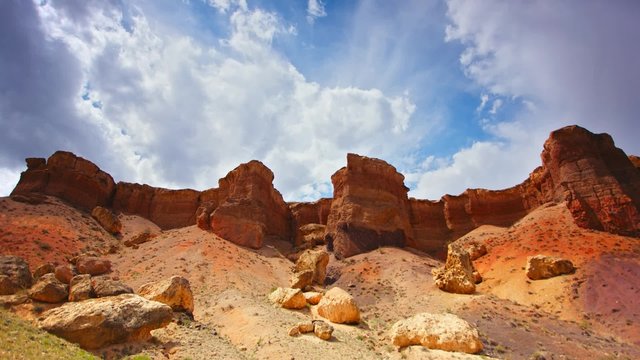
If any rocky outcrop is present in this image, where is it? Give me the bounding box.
[326,154,413,259]
[630,155,640,170]
[269,287,306,309]
[289,199,332,246]
[526,255,575,280]
[208,161,292,248]
[69,274,93,302]
[38,293,172,349]
[11,151,115,211]
[124,231,155,247]
[540,125,640,236]
[295,224,327,250]
[91,206,122,234]
[28,273,69,303]
[293,249,329,288]
[76,257,111,276]
[54,264,77,284]
[33,263,55,280]
[91,277,133,297]
[316,287,360,324]
[390,313,483,353]
[432,245,477,294]
[408,199,450,255]
[138,276,194,314]
[0,256,33,294]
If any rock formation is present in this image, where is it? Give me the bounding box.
[91,206,122,234]
[0,256,33,294]
[390,313,483,353]
[207,160,292,249]
[325,154,413,259]
[316,287,360,324]
[138,276,194,314]
[269,287,306,309]
[432,244,477,294]
[292,249,329,288]
[38,293,172,349]
[76,256,111,276]
[28,273,68,303]
[289,198,331,246]
[526,255,575,280]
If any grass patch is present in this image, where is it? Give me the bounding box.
[0,308,97,359]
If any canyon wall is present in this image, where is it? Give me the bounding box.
[10,125,640,257]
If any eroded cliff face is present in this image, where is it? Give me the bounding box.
[9,125,640,255]
[325,154,413,259]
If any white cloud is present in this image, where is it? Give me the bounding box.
[306,0,327,24]
[0,167,20,197]
[2,1,416,200]
[409,0,640,199]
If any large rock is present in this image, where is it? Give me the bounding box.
[0,256,33,294]
[316,287,360,324]
[540,126,640,236]
[289,270,314,290]
[11,151,116,211]
[28,273,69,303]
[294,249,329,286]
[526,255,575,280]
[268,287,306,309]
[33,263,55,280]
[54,264,77,284]
[289,199,332,246]
[76,256,111,276]
[432,245,476,294]
[408,199,450,256]
[92,276,133,297]
[38,293,172,349]
[91,206,122,234]
[209,160,292,248]
[325,154,413,258]
[138,276,194,314]
[390,313,483,354]
[69,274,93,302]
[295,223,327,249]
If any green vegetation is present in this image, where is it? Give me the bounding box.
[0,308,97,360]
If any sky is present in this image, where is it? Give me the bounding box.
[1,0,639,201]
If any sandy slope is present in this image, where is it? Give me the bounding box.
[1,196,639,359]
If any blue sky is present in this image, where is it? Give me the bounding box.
[1,0,639,200]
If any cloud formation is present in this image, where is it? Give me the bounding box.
[306,0,327,24]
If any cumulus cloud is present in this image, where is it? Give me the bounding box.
[306,0,327,24]
[411,0,640,199]
[0,0,416,200]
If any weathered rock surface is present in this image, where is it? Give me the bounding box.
[630,155,640,170]
[54,264,77,285]
[465,242,487,261]
[289,199,332,246]
[526,255,575,280]
[138,276,194,314]
[33,263,55,280]
[390,313,483,354]
[303,291,322,305]
[76,256,111,276]
[91,206,122,234]
[209,160,292,249]
[432,245,476,294]
[28,273,69,303]
[38,293,172,349]
[295,223,327,249]
[326,154,413,258]
[317,287,360,324]
[290,270,314,290]
[294,249,329,286]
[313,320,334,340]
[408,199,451,255]
[69,274,93,302]
[92,276,133,297]
[124,231,155,247]
[0,256,33,294]
[268,287,306,309]
[11,151,115,211]
[0,293,29,307]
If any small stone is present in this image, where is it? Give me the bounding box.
[288,325,300,337]
[313,320,334,340]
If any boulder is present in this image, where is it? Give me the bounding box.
[268,287,306,309]
[124,231,154,247]
[303,291,323,305]
[390,313,483,354]
[325,154,413,258]
[290,270,314,290]
[288,325,300,337]
[92,276,133,297]
[38,293,172,349]
[298,321,315,334]
[316,287,360,324]
[432,245,476,294]
[0,293,29,307]
[294,249,329,286]
[11,151,116,211]
[296,223,327,249]
[28,273,69,303]
[33,263,55,280]
[91,206,122,234]
[54,264,77,284]
[76,257,111,276]
[210,160,292,249]
[0,256,33,294]
[466,242,487,261]
[313,320,334,340]
[526,255,575,280]
[138,276,194,314]
[69,274,93,302]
